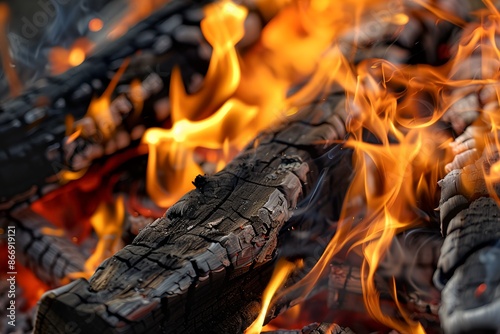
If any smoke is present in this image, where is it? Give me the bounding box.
[0,0,124,99]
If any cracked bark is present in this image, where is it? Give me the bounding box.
[435,151,500,333]
[34,92,351,333]
[1,209,86,287]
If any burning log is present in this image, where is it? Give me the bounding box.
[435,149,500,333]
[3,209,85,287]
[327,230,443,331]
[263,323,355,334]
[0,0,213,210]
[34,92,350,333]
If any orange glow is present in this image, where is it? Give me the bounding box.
[107,0,169,39]
[260,2,500,333]
[68,48,85,66]
[245,259,298,334]
[39,227,66,237]
[68,196,125,279]
[49,38,94,75]
[88,18,104,32]
[0,3,22,97]
[17,264,49,309]
[84,58,130,141]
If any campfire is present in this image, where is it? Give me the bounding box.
[1,0,500,333]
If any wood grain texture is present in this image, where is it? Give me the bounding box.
[34,93,350,334]
[436,150,500,333]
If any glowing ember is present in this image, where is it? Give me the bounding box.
[68,48,86,67]
[49,38,94,75]
[83,196,125,275]
[88,18,104,32]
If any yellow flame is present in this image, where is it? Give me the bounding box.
[86,58,130,139]
[143,1,250,207]
[144,98,257,207]
[67,196,125,280]
[49,38,93,75]
[170,1,246,122]
[245,259,298,334]
[68,48,86,67]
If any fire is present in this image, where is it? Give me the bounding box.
[144,0,404,208]
[83,196,125,274]
[64,196,125,281]
[255,1,500,333]
[245,259,299,334]
[0,3,22,97]
[49,38,94,75]
[7,0,500,331]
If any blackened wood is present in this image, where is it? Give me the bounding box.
[1,209,85,287]
[0,0,211,210]
[436,149,500,333]
[34,93,350,334]
[327,231,442,328]
[263,323,356,334]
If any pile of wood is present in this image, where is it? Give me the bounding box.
[0,0,499,333]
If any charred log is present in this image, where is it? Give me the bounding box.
[435,150,500,333]
[0,0,212,210]
[34,93,351,333]
[1,209,85,288]
[263,323,356,334]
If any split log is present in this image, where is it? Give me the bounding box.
[34,92,351,333]
[0,0,212,210]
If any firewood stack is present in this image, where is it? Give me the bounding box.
[0,0,499,333]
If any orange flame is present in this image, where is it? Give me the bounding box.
[245,259,299,334]
[254,2,500,333]
[49,38,94,75]
[144,0,407,208]
[88,18,104,32]
[67,196,124,279]
[0,3,22,97]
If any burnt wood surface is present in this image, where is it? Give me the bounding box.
[263,323,356,334]
[34,92,352,333]
[2,209,86,288]
[435,151,500,333]
[0,0,211,210]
